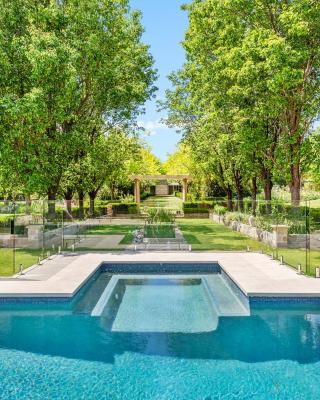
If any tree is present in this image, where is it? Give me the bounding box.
[0,0,156,215]
[164,0,320,206]
[78,130,137,215]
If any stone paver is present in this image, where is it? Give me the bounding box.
[1,252,320,298]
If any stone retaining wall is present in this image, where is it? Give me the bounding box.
[288,234,320,249]
[210,214,275,246]
[210,213,320,250]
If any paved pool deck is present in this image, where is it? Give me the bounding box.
[0,252,320,298]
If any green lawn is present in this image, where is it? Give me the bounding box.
[276,248,320,276]
[142,196,183,212]
[84,224,139,244]
[85,223,176,242]
[0,248,43,276]
[2,219,319,277]
[178,219,263,251]
[178,219,320,276]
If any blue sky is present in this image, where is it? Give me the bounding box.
[130,0,190,161]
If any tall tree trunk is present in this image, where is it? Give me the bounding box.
[64,189,73,218]
[290,163,301,207]
[261,167,273,214]
[233,170,244,212]
[47,189,56,220]
[25,193,31,214]
[237,188,244,212]
[89,191,96,216]
[226,186,233,211]
[110,183,116,201]
[78,190,85,219]
[252,177,257,216]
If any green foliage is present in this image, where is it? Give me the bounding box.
[183,208,209,215]
[224,212,248,226]
[146,208,175,224]
[183,201,212,210]
[213,205,227,216]
[0,0,156,201]
[164,0,320,206]
[109,203,138,215]
[145,225,175,238]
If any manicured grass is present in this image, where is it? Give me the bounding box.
[85,224,139,245]
[85,223,176,241]
[178,219,262,251]
[142,196,183,212]
[85,224,138,236]
[178,218,320,276]
[145,224,175,238]
[276,248,320,276]
[0,248,43,276]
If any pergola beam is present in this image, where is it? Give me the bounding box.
[130,174,191,181]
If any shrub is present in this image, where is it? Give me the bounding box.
[183,201,212,211]
[147,208,175,224]
[224,212,248,225]
[0,215,12,224]
[288,223,307,234]
[255,216,273,232]
[183,208,209,214]
[213,205,227,216]
[140,192,150,201]
[110,203,138,215]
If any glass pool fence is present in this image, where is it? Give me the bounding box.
[0,199,319,277]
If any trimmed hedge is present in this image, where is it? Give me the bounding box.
[183,208,209,214]
[183,201,212,211]
[140,192,150,201]
[69,202,139,218]
[110,202,138,215]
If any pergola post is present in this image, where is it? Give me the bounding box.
[134,178,141,205]
[182,178,188,202]
[130,175,190,204]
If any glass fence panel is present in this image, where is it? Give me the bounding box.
[309,200,320,277]
[0,197,316,276]
[42,200,63,259]
[0,200,14,276]
[274,201,309,274]
[13,201,43,274]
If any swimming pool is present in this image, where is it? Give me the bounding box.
[0,263,320,399]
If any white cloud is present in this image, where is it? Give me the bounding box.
[137,120,167,136]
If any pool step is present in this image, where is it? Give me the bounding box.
[74,274,111,314]
[91,276,119,316]
[203,275,250,317]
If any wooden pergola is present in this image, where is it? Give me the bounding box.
[130,175,191,204]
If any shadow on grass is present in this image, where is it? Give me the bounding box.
[183,234,202,244]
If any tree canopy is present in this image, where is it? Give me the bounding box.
[164,0,320,205]
[0,0,156,208]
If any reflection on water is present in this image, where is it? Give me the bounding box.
[0,300,320,399]
[0,303,319,365]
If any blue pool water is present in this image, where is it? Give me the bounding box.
[0,267,320,399]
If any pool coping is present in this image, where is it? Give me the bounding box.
[1,252,320,301]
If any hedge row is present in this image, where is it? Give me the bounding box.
[183,208,209,214]
[183,201,213,211]
[69,202,139,218]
